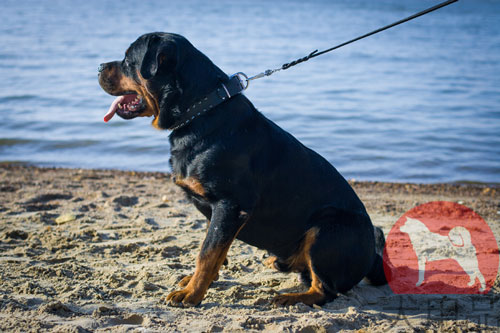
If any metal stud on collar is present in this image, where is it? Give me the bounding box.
[170,75,246,131]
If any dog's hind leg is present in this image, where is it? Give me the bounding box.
[309,210,380,295]
[364,226,388,286]
[273,208,379,306]
[272,227,332,306]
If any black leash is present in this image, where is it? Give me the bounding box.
[237,0,459,88]
[171,0,459,131]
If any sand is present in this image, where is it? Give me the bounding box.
[0,164,499,332]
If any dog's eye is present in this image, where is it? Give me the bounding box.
[122,58,134,70]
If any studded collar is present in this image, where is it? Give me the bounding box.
[169,75,246,131]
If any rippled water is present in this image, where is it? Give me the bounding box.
[1,0,499,183]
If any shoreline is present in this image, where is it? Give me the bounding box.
[2,161,499,187]
[0,164,499,332]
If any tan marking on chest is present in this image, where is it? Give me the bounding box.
[175,176,206,197]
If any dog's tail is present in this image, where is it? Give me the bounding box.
[365,226,389,286]
[448,226,472,247]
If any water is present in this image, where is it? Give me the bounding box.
[1,0,499,183]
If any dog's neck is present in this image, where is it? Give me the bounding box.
[168,89,257,178]
[168,75,245,131]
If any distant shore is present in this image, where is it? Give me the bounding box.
[0,164,498,332]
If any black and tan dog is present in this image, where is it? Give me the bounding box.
[98,32,387,307]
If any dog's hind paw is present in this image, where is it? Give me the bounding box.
[264,256,279,270]
[264,256,292,272]
[272,291,326,307]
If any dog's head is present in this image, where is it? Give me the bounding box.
[98,32,228,129]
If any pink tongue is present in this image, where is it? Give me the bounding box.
[103,96,125,122]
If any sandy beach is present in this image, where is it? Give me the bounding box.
[0,164,499,332]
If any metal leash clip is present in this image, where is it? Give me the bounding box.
[232,68,282,90]
[246,68,281,83]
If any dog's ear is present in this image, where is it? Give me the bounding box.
[140,38,178,80]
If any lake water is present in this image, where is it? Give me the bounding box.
[1,0,499,183]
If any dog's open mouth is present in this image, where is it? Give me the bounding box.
[104,93,146,122]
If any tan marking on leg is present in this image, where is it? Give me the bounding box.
[166,245,228,306]
[177,271,219,288]
[273,227,327,306]
[286,227,318,272]
[166,223,246,306]
[179,219,222,288]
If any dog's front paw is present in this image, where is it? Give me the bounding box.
[166,288,204,307]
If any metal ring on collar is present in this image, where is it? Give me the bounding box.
[232,72,249,90]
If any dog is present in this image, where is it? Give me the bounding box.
[98,32,387,307]
[400,217,486,291]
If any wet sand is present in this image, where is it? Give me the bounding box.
[0,164,499,332]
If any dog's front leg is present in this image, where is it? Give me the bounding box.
[166,200,247,307]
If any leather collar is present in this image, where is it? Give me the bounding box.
[169,75,246,131]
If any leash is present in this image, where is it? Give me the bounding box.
[171,0,458,131]
[233,0,459,90]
